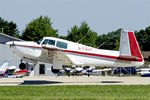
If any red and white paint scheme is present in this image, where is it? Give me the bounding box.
[7,66,28,78]
[6,30,144,71]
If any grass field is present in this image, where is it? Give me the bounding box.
[0,85,150,100]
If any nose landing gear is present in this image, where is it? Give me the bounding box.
[19,63,26,70]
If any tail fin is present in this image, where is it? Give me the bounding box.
[0,62,9,72]
[119,30,143,62]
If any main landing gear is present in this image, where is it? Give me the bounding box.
[51,66,60,74]
[19,59,26,70]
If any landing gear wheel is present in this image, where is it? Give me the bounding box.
[51,66,59,74]
[19,63,26,70]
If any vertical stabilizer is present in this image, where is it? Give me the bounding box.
[119,30,143,62]
[0,62,9,72]
[120,30,131,56]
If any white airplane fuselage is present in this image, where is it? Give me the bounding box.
[6,30,144,69]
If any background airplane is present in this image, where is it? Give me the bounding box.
[0,62,9,76]
[0,62,28,78]
[6,30,144,74]
[5,66,28,78]
[137,68,150,77]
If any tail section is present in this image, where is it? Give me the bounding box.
[119,30,143,62]
[0,62,9,72]
[0,62,9,76]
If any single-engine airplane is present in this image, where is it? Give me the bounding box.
[6,30,144,74]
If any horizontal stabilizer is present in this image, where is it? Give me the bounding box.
[119,55,142,61]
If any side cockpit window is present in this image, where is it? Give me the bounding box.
[56,41,68,49]
[42,39,55,46]
[42,39,49,45]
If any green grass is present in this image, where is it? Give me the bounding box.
[0,85,150,100]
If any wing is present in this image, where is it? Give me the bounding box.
[41,45,73,65]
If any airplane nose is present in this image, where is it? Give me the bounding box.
[5,41,13,45]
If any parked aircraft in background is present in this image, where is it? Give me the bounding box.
[65,67,84,76]
[6,66,28,78]
[6,30,144,74]
[0,63,28,78]
[137,68,150,77]
[64,68,71,76]
[0,62,9,76]
[74,67,83,73]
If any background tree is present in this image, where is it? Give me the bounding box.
[66,21,97,47]
[96,29,121,50]
[0,17,19,38]
[135,26,150,51]
[21,16,58,41]
[59,35,67,40]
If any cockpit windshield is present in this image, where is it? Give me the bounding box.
[42,39,55,46]
[37,38,43,44]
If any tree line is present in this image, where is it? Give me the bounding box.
[0,16,150,51]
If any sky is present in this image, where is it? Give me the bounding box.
[0,0,150,36]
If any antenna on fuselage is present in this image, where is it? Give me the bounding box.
[77,31,90,43]
[97,42,106,49]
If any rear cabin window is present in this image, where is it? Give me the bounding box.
[56,41,68,49]
[42,39,55,46]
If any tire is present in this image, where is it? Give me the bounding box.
[19,63,26,70]
[51,66,59,74]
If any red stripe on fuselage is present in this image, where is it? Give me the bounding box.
[63,50,143,62]
[14,43,142,62]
